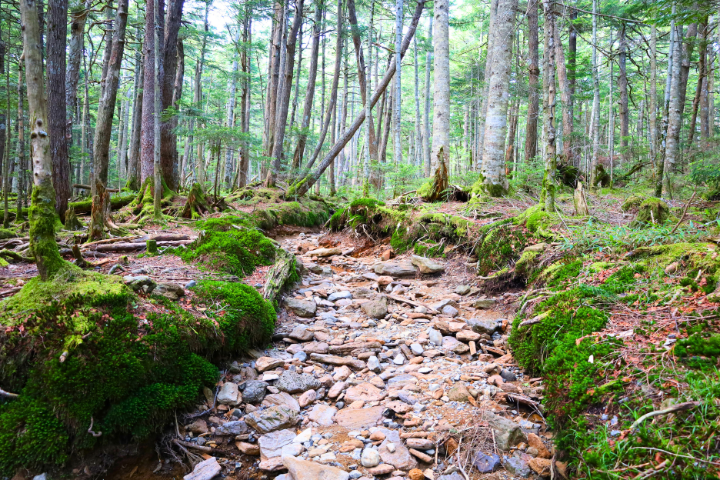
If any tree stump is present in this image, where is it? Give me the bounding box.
[573,182,589,216]
[146,239,158,254]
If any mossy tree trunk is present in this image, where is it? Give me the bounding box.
[21,0,67,280]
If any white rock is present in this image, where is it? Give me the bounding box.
[393,354,405,365]
[294,427,313,444]
[367,355,382,373]
[184,457,221,480]
[361,448,382,467]
[410,343,424,355]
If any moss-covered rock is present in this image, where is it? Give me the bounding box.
[629,197,670,228]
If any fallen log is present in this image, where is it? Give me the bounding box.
[93,240,194,252]
[263,248,300,302]
[68,193,135,215]
[74,183,120,192]
[130,234,191,243]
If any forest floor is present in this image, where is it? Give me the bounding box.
[1,185,719,480]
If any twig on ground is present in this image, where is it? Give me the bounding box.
[670,191,697,234]
[629,401,700,430]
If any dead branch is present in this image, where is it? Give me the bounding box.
[386,294,439,314]
[629,401,700,430]
[173,439,214,453]
[0,387,19,398]
[670,191,697,234]
[88,416,102,437]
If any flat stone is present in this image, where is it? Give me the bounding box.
[454,285,471,295]
[186,419,208,434]
[246,405,299,433]
[123,275,156,293]
[456,330,481,342]
[367,355,382,373]
[218,382,242,405]
[410,343,424,355]
[485,412,526,451]
[411,255,444,274]
[528,458,551,477]
[308,404,338,426]
[282,455,349,480]
[437,473,465,480]
[329,291,353,301]
[307,247,343,257]
[155,282,185,300]
[262,392,301,412]
[447,384,470,402]
[328,381,346,398]
[236,441,260,456]
[367,464,395,476]
[527,433,551,459]
[473,298,498,309]
[441,305,459,317]
[361,296,388,319]
[259,429,296,460]
[256,356,285,372]
[303,342,330,354]
[374,260,417,277]
[442,336,462,351]
[285,297,317,318]
[334,406,385,429]
[378,428,417,470]
[468,318,500,335]
[345,382,386,402]
[503,456,531,477]
[473,452,501,473]
[215,420,248,435]
[276,371,321,394]
[241,380,268,404]
[289,325,315,342]
[259,457,286,472]
[183,457,221,480]
[386,374,417,388]
[299,389,317,407]
[310,353,366,369]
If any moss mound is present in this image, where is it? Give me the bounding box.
[177,217,277,277]
[629,197,670,228]
[0,267,276,474]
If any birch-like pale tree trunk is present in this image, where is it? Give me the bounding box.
[480,0,517,196]
[661,23,682,197]
[224,28,240,188]
[393,0,403,166]
[476,0,499,165]
[618,25,629,164]
[554,18,573,167]
[589,0,600,190]
[66,0,89,145]
[431,0,449,176]
[413,33,422,167]
[649,25,658,164]
[20,0,66,279]
[127,43,144,190]
[423,16,433,176]
[540,0,557,211]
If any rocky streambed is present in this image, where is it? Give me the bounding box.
[176,231,562,480]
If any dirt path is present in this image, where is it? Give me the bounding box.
[138,231,557,480]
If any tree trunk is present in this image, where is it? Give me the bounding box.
[140,0,165,185]
[589,0,600,190]
[423,16,433,176]
[16,62,26,222]
[525,0,539,163]
[480,0,517,196]
[679,23,697,118]
[127,43,144,190]
[192,3,209,185]
[289,20,303,129]
[263,0,285,158]
[291,2,322,170]
[476,0,499,166]
[649,25,657,164]
[618,24,629,164]
[266,0,305,186]
[66,0,89,149]
[224,29,240,188]
[431,0,449,189]
[554,18,573,167]
[238,11,252,187]
[661,24,682,196]
[152,0,163,218]
[393,0,403,166]
[413,34,422,167]
[347,0,378,166]
[289,0,426,197]
[301,0,343,174]
[48,0,70,221]
[160,0,185,191]
[540,0,557,211]
[21,0,66,279]
[688,19,708,145]
[700,44,711,140]
[90,0,129,238]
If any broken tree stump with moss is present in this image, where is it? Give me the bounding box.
[146,239,158,254]
[263,249,300,302]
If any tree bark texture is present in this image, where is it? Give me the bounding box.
[48,0,70,221]
[431,0,449,177]
[661,24,682,196]
[160,0,184,191]
[423,16,433,176]
[480,0,517,196]
[141,0,165,185]
[524,0,539,163]
[541,0,557,211]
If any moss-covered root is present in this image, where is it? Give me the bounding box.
[630,197,670,228]
[180,183,211,219]
[29,183,70,280]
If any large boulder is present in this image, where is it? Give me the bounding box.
[374,260,417,277]
[284,297,317,318]
[411,255,445,274]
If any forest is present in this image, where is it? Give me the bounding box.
[1,0,720,478]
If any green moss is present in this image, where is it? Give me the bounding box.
[620,194,646,212]
[630,197,670,228]
[417,180,434,200]
[515,250,541,278]
[675,333,720,358]
[0,228,16,239]
[328,208,348,231]
[194,280,276,351]
[414,241,445,257]
[349,198,385,208]
[602,264,644,294]
[476,224,529,275]
[545,259,583,288]
[177,226,276,277]
[391,226,411,253]
[29,183,69,279]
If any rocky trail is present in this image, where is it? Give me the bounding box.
[135,230,561,480]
